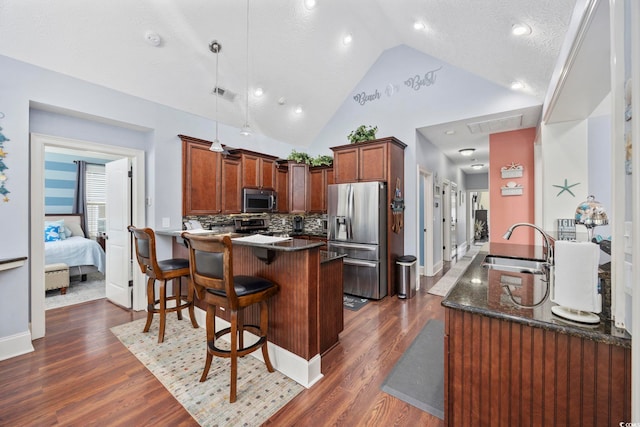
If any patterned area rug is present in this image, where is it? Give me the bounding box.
[45,272,105,310]
[111,316,304,426]
[427,243,485,297]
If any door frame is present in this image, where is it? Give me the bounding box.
[442,180,451,262]
[418,166,435,276]
[30,133,146,339]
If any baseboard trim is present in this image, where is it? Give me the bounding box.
[193,307,323,388]
[0,330,34,361]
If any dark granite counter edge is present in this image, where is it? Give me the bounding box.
[231,238,324,252]
[156,230,324,252]
[442,247,631,349]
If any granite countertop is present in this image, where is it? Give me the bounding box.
[442,243,631,348]
[290,232,328,238]
[157,229,324,252]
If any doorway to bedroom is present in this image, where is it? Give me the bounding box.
[30,133,146,340]
[43,146,116,310]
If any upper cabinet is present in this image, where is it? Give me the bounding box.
[309,166,334,213]
[221,155,242,214]
[275,162,289,213]
[229,149,277,190]
[331,137,406,184]
[287,161,309,213]
[180,135,221,215]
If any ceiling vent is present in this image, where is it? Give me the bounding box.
[466,114,523,134]
[211,86,237,102]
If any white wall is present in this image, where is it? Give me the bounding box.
[540,120,590,238]
[0,54,298,349]
[310,44,540,259]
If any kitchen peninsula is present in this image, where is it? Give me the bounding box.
[157,230,344,387]
[442,244,631,426]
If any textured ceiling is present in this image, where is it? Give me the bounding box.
[0,0,578,172]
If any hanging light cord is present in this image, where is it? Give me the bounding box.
[215,44,220,142]
[244,0,250,128]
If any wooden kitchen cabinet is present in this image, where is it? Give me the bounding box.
[308,166,334,213]
[332,138,401,183]
[275,162,289,213]
[445,308,631,426]
[287,161,309,213]
[221,155,242,213]
[229,148,277,190]
[180,134,221,215]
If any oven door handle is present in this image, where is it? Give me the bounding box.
[343,258,377,268]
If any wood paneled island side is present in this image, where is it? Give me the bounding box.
[161,231,344,387]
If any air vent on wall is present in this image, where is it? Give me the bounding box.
[211,86,237,102]
[466,114,523,134]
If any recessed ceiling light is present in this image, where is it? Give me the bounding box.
[444,130,455,135]
[278,97,286,105]
[510,81,525,90]
[304,0,317,9]
[471,164,484,170]
[254,87,264,97]
[413,21,426,31]
[459,148,475,156]
[144,30,162,47]
[512,23,532,36]
[294,105,303,114]
[342,33,353,45]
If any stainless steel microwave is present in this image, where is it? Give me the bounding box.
[242,188,277,213]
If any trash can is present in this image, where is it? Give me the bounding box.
[396,255,417,299]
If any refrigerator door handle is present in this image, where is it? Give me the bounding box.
[344,258,378,268]
[347,184,354,240]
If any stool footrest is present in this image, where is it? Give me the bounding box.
[209,325,267,357]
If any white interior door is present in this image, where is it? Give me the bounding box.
[105,157,132,308]
[442,181,451,262]
[450,183,458,260]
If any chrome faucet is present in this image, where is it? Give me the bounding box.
[502,223,554,266]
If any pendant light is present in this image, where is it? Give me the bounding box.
[240,0,253,136]
[209,40,224,152]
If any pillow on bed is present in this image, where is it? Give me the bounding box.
[65,221,85,238]
[44,224,62,242]
[45,220,67,240]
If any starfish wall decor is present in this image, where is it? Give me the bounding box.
[553,178,580,197]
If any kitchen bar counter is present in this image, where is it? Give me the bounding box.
[161,230,343,387]
[442,243,631,426]
[442,244,630,347]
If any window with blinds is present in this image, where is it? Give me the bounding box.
[86,164,106,238]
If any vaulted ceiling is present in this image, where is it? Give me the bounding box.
[0,0,578,172]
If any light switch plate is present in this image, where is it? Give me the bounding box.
[162,217,170,228]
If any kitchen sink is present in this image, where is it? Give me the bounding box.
[482,255,548,274]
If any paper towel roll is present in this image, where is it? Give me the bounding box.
[552,241,601,313]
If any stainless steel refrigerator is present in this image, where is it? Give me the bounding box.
[327,181,387,299]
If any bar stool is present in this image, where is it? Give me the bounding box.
[181,232,279,403]
[128,226,198,343]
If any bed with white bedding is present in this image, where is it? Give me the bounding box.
[44,214,105,278]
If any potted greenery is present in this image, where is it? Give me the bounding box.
[347,125,378,144]
[311,155,333,167]
[287,149,312,165]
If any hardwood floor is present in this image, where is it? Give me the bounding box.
[0,264,450,426]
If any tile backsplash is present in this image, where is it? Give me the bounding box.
[183,213,328,236]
